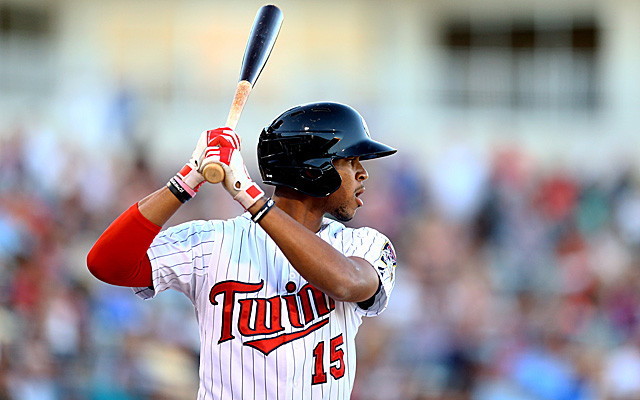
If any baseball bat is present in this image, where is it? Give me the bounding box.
[202,4,284,184]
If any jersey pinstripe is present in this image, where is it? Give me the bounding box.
[133,213,396,400]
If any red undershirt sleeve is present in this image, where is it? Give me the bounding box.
[87,203,161,288]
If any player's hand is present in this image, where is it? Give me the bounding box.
[164,131,213,203]
[199,127,264,209]
[182,127,242,188]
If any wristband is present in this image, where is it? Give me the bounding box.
[251,198,275,223]
[167,176,193,203]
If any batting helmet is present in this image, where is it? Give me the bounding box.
[257,102,397,197]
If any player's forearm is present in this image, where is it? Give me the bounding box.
[249,201,379,302]
[138,186,184,226]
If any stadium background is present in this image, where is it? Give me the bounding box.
[2,0,640,398]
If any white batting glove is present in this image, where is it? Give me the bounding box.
[199,127,265,209]
[165,134,208,203]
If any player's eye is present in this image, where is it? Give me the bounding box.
[335,157,358,168]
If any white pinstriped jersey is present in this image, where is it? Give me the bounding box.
[133,213,397,400]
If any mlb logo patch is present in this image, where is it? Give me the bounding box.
[379,241,397,280]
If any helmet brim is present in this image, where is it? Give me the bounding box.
[335,139,397,160]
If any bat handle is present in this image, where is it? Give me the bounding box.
[202,164,226,184]
[202,81,253,184]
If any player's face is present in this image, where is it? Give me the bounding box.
[326,157,368,222]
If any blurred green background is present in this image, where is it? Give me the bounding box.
[2,0,640,399]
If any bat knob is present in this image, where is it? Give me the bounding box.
[203,163,226,184]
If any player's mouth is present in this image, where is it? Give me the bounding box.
[355,187,365,207]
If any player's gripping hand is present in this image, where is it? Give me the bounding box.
[199,127,265,209]
[165,127,243,203]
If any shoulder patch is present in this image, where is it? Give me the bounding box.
[379,241,397,280]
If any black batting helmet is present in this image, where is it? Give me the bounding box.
[257,102,397,197]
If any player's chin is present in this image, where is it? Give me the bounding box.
[330,205,357,222]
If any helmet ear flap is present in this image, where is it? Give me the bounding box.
[296,165,341,196]
[301,167,323,181]
[292,159,342,196]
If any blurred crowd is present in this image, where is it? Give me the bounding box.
[2,119,640,400]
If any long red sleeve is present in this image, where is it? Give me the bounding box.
[87,203,161,287]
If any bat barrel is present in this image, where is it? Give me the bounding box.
[239,5,283,85]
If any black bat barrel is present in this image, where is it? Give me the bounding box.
[239,5,284,86]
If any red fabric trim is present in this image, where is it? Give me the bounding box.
[178,164,192,177]
[220,147,232,164]
[87,203,161,287]
[246,184,262,199]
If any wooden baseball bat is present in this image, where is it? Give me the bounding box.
[202,4,284,184]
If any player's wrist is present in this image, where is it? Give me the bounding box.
[166,162,206,203]
[178,162,206,190]
[249,197,274,223]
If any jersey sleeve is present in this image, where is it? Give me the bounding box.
[132,219,215,303]
[344,227,397,317]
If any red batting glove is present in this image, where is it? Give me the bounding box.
[204,127,242,150]
[199,127,264,209]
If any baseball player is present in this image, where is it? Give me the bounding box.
[87,102,398,399]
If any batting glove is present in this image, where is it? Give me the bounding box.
[199,127,265,209]
[166,140,207,203]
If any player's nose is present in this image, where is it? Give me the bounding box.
[355,159,368,182]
